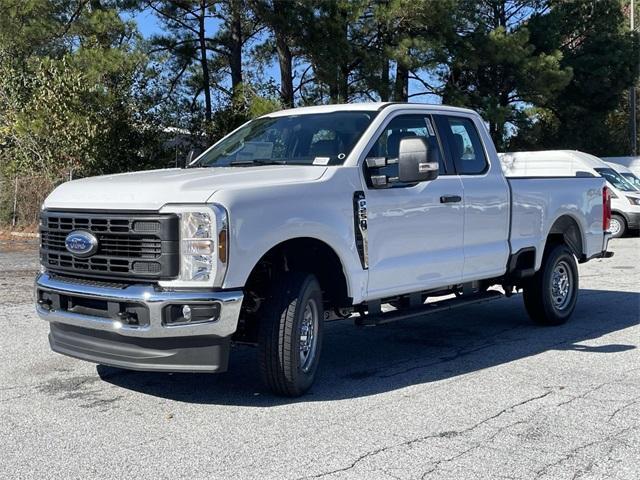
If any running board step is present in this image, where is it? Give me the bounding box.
[354,290,505,327]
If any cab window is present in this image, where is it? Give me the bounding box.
[442,117,488,175]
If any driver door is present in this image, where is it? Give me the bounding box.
[363,113,465,300]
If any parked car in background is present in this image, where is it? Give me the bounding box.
[606,161,640,190]
[500,150,640,238]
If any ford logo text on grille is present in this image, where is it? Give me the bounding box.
[65,230,99,257]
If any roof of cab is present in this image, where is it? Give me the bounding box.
[264,102,478,117]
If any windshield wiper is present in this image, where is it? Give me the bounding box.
[230,159,287,166]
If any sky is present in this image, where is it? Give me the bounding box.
[135,9,162,38]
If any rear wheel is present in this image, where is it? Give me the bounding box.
[609,214,626,238]
[258,272,324,397]
[523,244,579,326]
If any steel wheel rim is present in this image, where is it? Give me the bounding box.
[610,218,621,236]
[299,298,319,373]
[551,260,574,311]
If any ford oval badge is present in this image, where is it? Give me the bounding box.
[65,230,98,257]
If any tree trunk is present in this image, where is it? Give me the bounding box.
[229,0,243,100]
[273,0,294,108]
[329,80,340,103]
[380,58,390,101]
[377,21,390,102]
[339,66,349,103]
[276,34,294,107]
[394,62,408,101]
[337,6,349,103]
[490,121,504,150]
[198,0,212,122]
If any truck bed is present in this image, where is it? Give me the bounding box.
[507,176,606,270]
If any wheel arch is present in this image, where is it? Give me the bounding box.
[236,237,352,339]
[540,214,585,266]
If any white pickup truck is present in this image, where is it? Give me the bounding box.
[36,103,613,396]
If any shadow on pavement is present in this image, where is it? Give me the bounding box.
[98,288,639,406]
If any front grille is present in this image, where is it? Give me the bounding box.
[42,230,163,258]
[40,211,179,281]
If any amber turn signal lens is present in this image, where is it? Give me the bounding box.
[218,229,228,263]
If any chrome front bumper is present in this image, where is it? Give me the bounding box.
[35,273,243,338]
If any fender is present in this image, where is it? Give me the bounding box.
[212,167,369,304]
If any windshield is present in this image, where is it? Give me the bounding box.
[621,172,640,189]
[193,111,378,167]
[594,167,639,192]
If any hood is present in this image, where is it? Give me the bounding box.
[44,166,327,211]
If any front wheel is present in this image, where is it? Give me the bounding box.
[258,272,324,397]
[523,244,579,326]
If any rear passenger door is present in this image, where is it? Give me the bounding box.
[434,115,510,282]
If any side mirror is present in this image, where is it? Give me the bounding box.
[397,137,438,183]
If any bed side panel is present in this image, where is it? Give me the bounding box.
[508,178,604,270]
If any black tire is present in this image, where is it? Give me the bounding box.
[523,244,579,326]
[258,272,324,397]
[609,214,626,238]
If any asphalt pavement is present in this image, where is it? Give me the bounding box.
[0,238,638,479]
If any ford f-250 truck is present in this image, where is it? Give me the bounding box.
[36,103,613,396]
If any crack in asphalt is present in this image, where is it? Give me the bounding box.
[300,445,394,479]
[301,376,638,480]
[299,390,554,479]
[419,443,481,479]
[555,382,614,407]
[532,425,637,479]
[417,393,554,479]
[607,396,640,422]
[569,440,618,480]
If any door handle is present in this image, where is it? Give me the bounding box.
[440,195,462,204]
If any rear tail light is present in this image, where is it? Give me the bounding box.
[603,186,612,231]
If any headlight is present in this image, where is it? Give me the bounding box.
[158,204,228,288]
[625,196,640,206]
[180,211,215,281]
